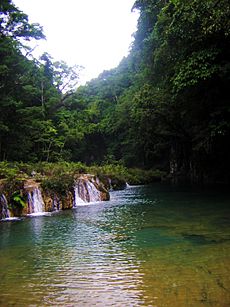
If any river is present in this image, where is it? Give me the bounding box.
[0,183,230,306]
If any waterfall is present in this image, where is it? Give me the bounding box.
[0,194,11,219]
[52,195,60,211]
[27,188,44,215]
[108,178,113,191]
[73,176,103,206]
[74,182,86,206]
[85,179,101,202]
[27,191,33,214]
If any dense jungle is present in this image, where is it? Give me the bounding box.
[1,0,230,184]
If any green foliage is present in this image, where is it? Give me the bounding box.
[1,175,26,211]
[52,60,83,93]
[0,0,45,43]
[0,0,229,183]
[41,174,74,196]
[0,162,18,179]
[11,191,26,208]
[172,49,219,92]
[88,163,165,185]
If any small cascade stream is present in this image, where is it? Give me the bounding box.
[1,174,109,217]
[74,183,86,206]
[108,178,113,191]
[52,195,61,212]
[0,194,11,220]
[85,180,102,202]
[27,188,45,215]
[74,177,103,206]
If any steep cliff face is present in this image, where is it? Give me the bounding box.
[0,174,110,219]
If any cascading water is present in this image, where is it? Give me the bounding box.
[0,194,10,220]
[52,195,60,211]
[27,188,44,215]
[74,176,104,206]
[85,180,101,202]
[108,178,112,191]
[74,181,86,207]
[27,192,33,214]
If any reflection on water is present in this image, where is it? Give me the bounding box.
[0,184,230,306]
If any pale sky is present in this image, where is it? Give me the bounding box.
[13,0,139,84]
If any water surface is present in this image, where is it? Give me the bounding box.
[0,184,230,306]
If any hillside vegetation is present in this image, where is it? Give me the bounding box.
[1,0,229,183]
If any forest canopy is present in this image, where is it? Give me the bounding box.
[0,0,230,183]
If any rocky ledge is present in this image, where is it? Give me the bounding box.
[0,174,111,219]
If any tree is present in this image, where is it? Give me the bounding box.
[0,0,45,160]
[0,0,44,43]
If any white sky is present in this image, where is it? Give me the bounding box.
[13,0,139,84]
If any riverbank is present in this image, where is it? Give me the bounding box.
[0,161,164,185]
[0,162,165,219]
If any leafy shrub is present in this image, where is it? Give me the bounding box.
[0,162,19,179]
[41,173,74,195]
[10,191,26,208]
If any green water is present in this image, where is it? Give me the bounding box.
[0,184,230,306]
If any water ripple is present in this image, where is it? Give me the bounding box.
[0,184,230,306]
